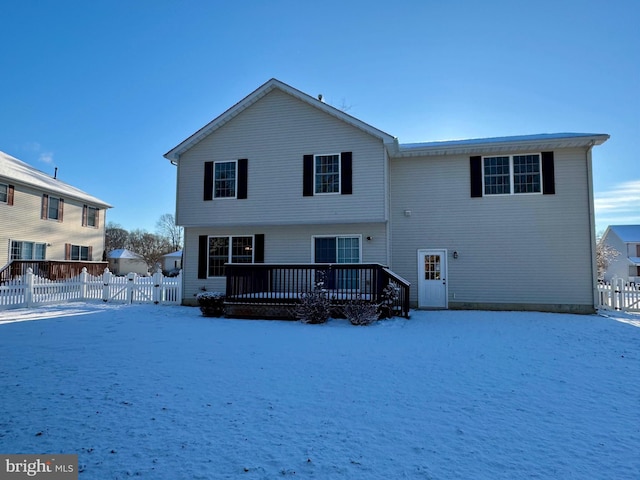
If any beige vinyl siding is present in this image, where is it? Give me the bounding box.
[175,89,387,228]
[182,222,388,304]
[0,182,106,266]
[390,147,594,309]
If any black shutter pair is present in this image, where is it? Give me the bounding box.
[303,152,353,196]
[198,234,265,279]
[203,159,248,201]
[470,152,555,197]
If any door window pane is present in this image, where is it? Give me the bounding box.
[424,255,441,280]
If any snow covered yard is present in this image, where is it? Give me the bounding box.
[0,304,638,479]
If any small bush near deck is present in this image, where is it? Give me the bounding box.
[295,289,331,324]
[196,291,226,317]
[378,283,400,319]
[343,296,380,326]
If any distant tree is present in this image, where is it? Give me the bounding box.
[105,222,129,253]
[596,232,621,281]
[155,213,183,251]
[127,229,172,272]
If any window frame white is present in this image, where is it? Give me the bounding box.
[70,245,90,261]
[311,235,362,263]
[86,206,98,227]
[10,240,47,260]
[47,195,62,220]
[482,153,543,196]
[314,153,341,195]
[213,160,238,199]
[0,183,7,203]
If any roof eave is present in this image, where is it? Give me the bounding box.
[393,134,610,158]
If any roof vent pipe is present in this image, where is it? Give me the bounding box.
[54,167,58,179]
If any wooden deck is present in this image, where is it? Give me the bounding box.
[225,263,411,319]
[0,260,108,283]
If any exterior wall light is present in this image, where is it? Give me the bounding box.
[453,251,459,259]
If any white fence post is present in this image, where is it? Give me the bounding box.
[24,268,34,307]
[80,267,88,300]
[102,268,112,302]
[127,272,137,304]
[152,270,162,304]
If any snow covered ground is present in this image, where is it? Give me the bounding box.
[1,304,638,479]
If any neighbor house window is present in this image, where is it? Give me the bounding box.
[483,154,541,195]
[66,244,91,261]
[214,161,237,198]
[315,154,340,194]
[42,194,64,221]
[83,205,99,227]
[208,235,253,277]
[10,241,46,260]
[0,183,7,203]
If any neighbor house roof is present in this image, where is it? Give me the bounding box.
[108,249,143,260]
[0,150,112,208]
[164,78,397,162]
[607,225,640,243]
[162,250,182,258]
[396,133,610,157]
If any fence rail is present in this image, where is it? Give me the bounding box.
[0,267,182,309]
[597,278,640,313]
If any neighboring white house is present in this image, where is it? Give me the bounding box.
[164,78,609,313]
[600,225,640,283]
[0,150,112,268]
[107,249,149,276]
[161,250,182,273]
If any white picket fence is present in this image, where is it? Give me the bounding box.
[0,267,182,309]
[597,278,640,313]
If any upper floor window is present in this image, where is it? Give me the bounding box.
[11,240,46,260]
[0,183,7,203]
[215,161,237,198]
[42,194,64,221]
[83,205,99,227]
[303,152,352,196]
[483,154,541,195]
[315,154,340,194]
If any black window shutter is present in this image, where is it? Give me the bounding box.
[303,155,314,196]
[254,234,265,263]
[470,156,483,197]
[541,151,555,195]
[341,151,352,195]
[203,162,214,201]
[198,235,208,279]
[237,158,248,199]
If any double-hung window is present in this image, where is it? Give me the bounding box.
[0,183,8,203]
[11,240,46,260]
[42,194,64,221]
[207,235,253,277]
[214,161,237,198]
[483,154,541,195]
[315,154,340,194]
[83,205,99,227]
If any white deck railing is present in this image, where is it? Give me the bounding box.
[597,278,640,313]
[0,268,182,309]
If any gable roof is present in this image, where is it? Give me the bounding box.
[0,151,112,208]
[606,225,640,243]
[164,78,397,162]
[396,133,610,157]
[108,249,143,259]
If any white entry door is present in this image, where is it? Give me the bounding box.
[418,249,448,309]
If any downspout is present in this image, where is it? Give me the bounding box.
[586,142,598,311]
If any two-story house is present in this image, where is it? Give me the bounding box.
[164,79,608,313]
[0,151,112,273]
[599,225,640,283]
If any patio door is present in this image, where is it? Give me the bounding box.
[314,236,360,289]
[418,249,448,308]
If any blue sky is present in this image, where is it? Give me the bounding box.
[1,0,638,234]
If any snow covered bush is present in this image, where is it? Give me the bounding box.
[295,289,331,324]
[196,291,226,317]
[378,283,400,319]
[343,296,380,326]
